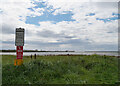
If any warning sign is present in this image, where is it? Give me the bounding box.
[15,28,24,46]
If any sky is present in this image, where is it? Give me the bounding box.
[0,0,119,51]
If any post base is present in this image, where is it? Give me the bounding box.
[14,59,23,66]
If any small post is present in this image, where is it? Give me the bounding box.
[34,54,36,59]
[30,54,32,59]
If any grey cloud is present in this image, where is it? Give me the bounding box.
[2,23,15,34]
[25,38,117,51]
[25,38,91,48]
[26,40,64,46]
[2,37,117,51]
[36,30,76,39]
[95,2,118,9]
[64,36,74,38]
[37,30,58,38]
[62,39,91,45]
[25,29,33,36]
[2,41,14,44]
[107,31,113,33]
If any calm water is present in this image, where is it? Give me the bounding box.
[0,51,118,56]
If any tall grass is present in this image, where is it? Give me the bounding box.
[2,54,118,84]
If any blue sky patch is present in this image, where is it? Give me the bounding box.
[33,1,46,8]
[88,23,92,25]
[25,1,75,25]
[25,11,75,25]
[112,13,120,16]
[96,13,120,23]
[86,13,95,16]
[28,8,34,11]
[96,16,119,23]
[0,9,3,14]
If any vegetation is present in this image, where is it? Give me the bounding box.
[2,54,118,84]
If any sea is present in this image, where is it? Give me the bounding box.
[0,51,118,56]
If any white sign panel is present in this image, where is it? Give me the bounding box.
[15,28,24,46]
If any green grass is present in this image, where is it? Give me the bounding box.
[2,54,119,84]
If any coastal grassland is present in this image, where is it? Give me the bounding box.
[2,54,118,84]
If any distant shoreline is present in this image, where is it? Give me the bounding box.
[0,50,118,52]
[0,50,75,52]
[0,51,118,57]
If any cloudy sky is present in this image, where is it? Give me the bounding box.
[0,0,119,51]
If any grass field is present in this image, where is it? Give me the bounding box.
[2,54,119,84]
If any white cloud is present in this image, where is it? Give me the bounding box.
[0,0,45,22]
[42,1,118,45]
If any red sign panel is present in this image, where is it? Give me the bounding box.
[16,46,23,59]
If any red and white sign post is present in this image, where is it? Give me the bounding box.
[14,28,25,66]
[17,46,23,59]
